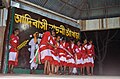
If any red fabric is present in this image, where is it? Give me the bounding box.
[39,46,47,52]
[66,62,76,67]
[75,46,82,59]
[87,44,95,67]
[87,44,95,57]
[69,44,76,55]
[8,60,18,66]
[47,36,60,66]
[8,61,15,66]
[9,34,19,52]
[66,43,76,67]
[67,43,76,57]
[81,44,88,59]
[50,57,60,66]
[40,46,53,63]
[87,62,94,67]
[41,56,53,64]
[39,31,50,46]
[47,36,56,50]
[38,31,53,63]
[59,42,68,56]
[76,64,83,68]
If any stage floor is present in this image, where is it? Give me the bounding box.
[0,74,120,79]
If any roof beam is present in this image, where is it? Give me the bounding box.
[58,0,70,12]
[86,0,91,19]
[104,0,108,18]
[43,0,48,7]
[80,5,120,11]
[78,0,88,19]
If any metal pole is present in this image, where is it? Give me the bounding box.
[3,7,15,74]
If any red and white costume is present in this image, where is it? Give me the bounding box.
[75,45,83,68]
[66,43,76,67]
[39,31,53,63]
[82,44,89,67]
[59,41,68,66]
[50,39,60,66]
[9,34,19,66]
[87,44,95,67]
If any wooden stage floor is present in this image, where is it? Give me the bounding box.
[0,74,120,79]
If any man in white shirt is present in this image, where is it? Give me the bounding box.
[28,32,41,74]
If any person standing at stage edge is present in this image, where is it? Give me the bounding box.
[28,32,41,74]
[8,28,20,74]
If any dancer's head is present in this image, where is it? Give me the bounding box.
[77,41,81,46]
[83,39,87,44]
[13,28,19,36]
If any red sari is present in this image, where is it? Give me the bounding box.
[38,31,53,63]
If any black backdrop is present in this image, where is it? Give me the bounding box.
[81,29,120,75]
[12,7,80,69]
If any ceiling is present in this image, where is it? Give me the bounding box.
[12,0,120,20]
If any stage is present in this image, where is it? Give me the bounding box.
[0,74,120,79]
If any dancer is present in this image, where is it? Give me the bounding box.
[59,37,68,74]
[87,40,95,75]
[82,39,90,75]
[67,39,76,75]
[38,28,53,75]
[54,35,61,74]
[75,41,83,75]
[47,29,59,74]
[8,28,20,74]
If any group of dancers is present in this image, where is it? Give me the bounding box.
[8,28,95,75]
[33,28,95,75]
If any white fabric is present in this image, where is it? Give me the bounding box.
[41,49,52,60]
[40,45,60,63]
[72,67,77,74]
[84,44,88,48]
[76,58,84,64]
[30,62,38,70]
[40,45,46,48]
[67,55,71,57]
[51,50,60,62]
[71,44,74,49]
[48,36,54,44]
[79,47,81,50]
[59,45,63,48]
[88,44,92,49]
[29,38,41,59]
[83,58,89,64]
[59,53,65,55]
[75,48,79,53]
[48,36,50,40]
[67,58,75,64]
[9,52,17,61]
[88,57,94,64]
[60,56,67,62]
[9,45,11,49]
[29,38,41,70]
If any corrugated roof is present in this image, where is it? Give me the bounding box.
[25,0,120,20]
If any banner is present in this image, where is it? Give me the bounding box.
[12,7,80,68]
